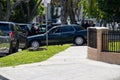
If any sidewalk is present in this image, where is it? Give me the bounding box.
[0,46,120,80]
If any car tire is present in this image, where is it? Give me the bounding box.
[23,39,28,49]
[9,42,13,54]
[15,42,19,52]
[74,36,84,46]
[8,41,18,54]
[31,40,40,48]
[13,41,19,53]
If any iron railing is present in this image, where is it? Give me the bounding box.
[102,30,120,53]
[88,28,97,48]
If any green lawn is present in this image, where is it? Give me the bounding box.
[0,44,70,67]
[109,42,120,52]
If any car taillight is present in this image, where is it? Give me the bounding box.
[26,31,29,36]
[9,32,14,37]
[35,27,39,31]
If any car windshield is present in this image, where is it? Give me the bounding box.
[19,25,27,30]
[0,23,9,31]
[47,27,60,34]
[74,26,85,30]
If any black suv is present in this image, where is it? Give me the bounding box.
[0,21,27,54]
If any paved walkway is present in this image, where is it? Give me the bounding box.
[0,46,120,80]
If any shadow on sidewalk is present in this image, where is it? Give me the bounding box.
[71,43,87,46]
[0,75,9,80]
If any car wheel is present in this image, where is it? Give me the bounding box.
[9,42,13,54]
[13,41,19,53]
[15,42,19,52]
[23,39,28,49]
[74,36,84,46]
[31,40,40,48]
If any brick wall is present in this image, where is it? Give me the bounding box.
[87,27,120,65]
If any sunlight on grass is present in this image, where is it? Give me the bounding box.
[109,42,120,52]
[0,44,70,67]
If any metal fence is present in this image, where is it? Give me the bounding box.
[102,30,120,53]
[88,28,97,48]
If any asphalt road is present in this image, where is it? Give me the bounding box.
[0,46,120,80]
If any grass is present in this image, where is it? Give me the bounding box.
[0,44,70,67]
[0,43,10,48]
[109,42,120,52]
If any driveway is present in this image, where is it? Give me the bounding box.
[0,46,120,80]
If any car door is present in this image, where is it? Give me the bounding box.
[0,30,11,53]
[47,27,61,45]
[60,26,75,43]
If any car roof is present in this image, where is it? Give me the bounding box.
[51,24,83,30]
[57,24,78,27]
[18,23,31,25]
[0,21,15,24]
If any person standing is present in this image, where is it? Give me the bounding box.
[31,23,36,35]
[83,21,90,29]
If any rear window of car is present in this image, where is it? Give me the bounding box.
[19,25,28,30]
[0,23,10,31]
[61,26,74,32]
[74,26,85,31]
[15,25,22,32]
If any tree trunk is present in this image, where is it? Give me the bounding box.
[20,3,26,22]
[27,2,30,22]
[0,3,2,20]
[60,0,68,24]
[68,0,76,24]
[60,0,77,24]
[30,0,42,21]
[4,0,11,21]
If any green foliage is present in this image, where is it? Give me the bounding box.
[0,44,70,67]
[97,0,120,22]
[78,0,104,20]
[0,0,44,23]
[78,0,88,17]
[38,4,44,15]
[78,0,120,22]
[0,0,6,20]
[10,0,44,23]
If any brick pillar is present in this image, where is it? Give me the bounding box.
[87,27,108,61]
[96,27,108,60]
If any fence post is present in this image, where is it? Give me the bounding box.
[87,27,108,61]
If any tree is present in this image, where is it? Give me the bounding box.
[0,0,26,21]
[78,0,103,19]
[0,0,24,21]
[0,1,4,20]
[4,0,11,21]
[51,0,60,19]
[0,0,44,23]
[97,0,120,22]
[59,0,81,24]
[10,0,44,23]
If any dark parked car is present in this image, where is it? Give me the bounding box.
[27,24,87,48]
[0,21,27,54]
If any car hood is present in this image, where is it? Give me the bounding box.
[27,33,45,39]
[78,30,87,32]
